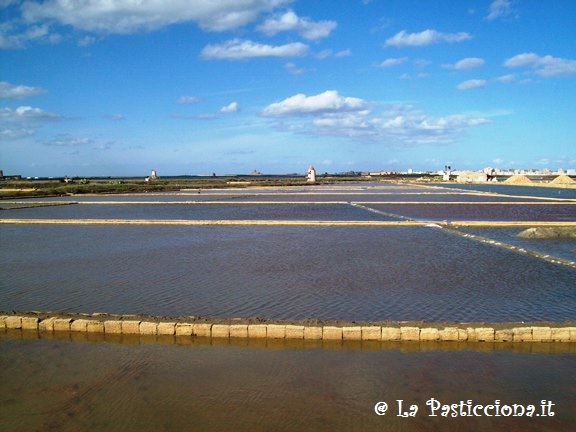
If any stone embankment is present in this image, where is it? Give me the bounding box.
[2,314,575,343]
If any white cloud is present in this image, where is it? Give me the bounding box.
[257,10,336,40]
[504,52,576,77]
[220,101,240,113]
[0,22,60,49]
[78,36,97,47]
[1,127,36,140]
[177,96,201,104]
[312,105,489,144]
[457,79,487,90]
[496,74,515,83]
[262,94,488,145]
[504,53,541,67]
[335,49,351,58]
[0,106,59,121]
[385,29,471,47]
[400,73,430,80]
[449,57,485,70]
[201,38,308,60]
[315,48,351,59]
[0,105,60,141]
[486,0,513,20]
[20,0,290,34]
[0,81,46,99]
[45,135,93,147]
[261,90,368,117]
[378,57,408,68]
[284,62,306,75]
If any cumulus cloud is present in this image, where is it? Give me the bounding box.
[257,10,336,40]
[486,0,513,20]
[262,92,488,145]
[312,105,488,144]
[504,52,576,77]
[385,29,471,47]
[0,81,46,99]
[456,79,487,90]
[220,101,240,113]
[448,57,485,70]
[19,0,290,34]
[201,38,308,60]
[261,90,368,117]
[314,105,488,145]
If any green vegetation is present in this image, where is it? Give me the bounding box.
[0,174,436,198]
[0,177,323,198]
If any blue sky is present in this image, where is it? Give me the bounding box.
[1,0,575,177]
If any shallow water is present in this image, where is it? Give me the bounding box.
[435,183,576,200]
[1,224,575,321]
[0,202,399,221]
[1,334,574,432]
[363,203,576,222]
[1,184,576,322]
[459,227,576,262]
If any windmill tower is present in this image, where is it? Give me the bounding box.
[307,165,316,183]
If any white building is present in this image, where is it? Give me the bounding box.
[307,165,316,183]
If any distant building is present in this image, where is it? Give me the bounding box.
[307,165,316,183]
[145,169,159,182]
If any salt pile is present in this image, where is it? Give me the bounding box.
[550,174,575,184]
[504,174,533,185]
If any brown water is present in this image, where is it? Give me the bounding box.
[1,332,575,432]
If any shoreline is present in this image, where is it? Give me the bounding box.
[1,176,575,199]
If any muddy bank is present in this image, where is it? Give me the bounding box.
[518,227,576,239]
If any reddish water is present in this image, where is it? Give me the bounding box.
[1,333,575,432]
